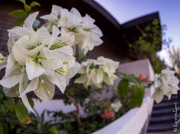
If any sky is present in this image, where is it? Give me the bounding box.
[95,0,180,59]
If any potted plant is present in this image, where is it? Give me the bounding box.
[0,1,178,134]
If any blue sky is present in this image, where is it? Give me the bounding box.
[95,0,180,57]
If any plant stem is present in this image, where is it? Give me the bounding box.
[64,92,82,126]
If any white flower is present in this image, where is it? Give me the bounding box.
[76,15,103,55]
[152,68,179,103]
[7,12,39,49]
[97,57,119,85]
[0,54,34,111]
[40,5,62,32]
[20,75,55,102]
[41,5,103,55]
[0,12,81,111]
[111,101,122,112]
[75,57,119,88]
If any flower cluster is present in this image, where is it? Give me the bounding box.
[139,74,149,83]
[0,12,81,111]
[100,101,122,119]
[100,111,115,119]
[40,5,103,55]
[74,56,119,88]
[100,104,114,119]
[152,68,179,103]
[111,101,122,112]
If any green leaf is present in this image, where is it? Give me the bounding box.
[30,1,41,8]
[49,128,58,134]
[58,130,68,134]
[27,97,34,108]
[77,45,85,60]
[24,4,31,13]
[129,85,144,108]
[0,86,5,96]
[18,0,26,4]
[0,123,3,134]
[125,75,141,84]
[2,123,8,134]
[0,104,5,116]
[10,122,15,129]
[118,79,129,101]
[14,103,32,124]
[9,10,27,18]
[3,99,15,112]
[16,128,21,133]
[0,94,3,103]
[12,20,24,27]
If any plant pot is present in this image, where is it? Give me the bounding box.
[92,59,155,134]
[33,58,155,134]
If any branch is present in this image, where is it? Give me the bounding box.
[64,92,82,126]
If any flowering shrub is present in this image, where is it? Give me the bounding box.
[0,0,179,133]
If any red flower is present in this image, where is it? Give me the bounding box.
[105,104,111,109]
[139,74,149,82]
[100,111,115,119]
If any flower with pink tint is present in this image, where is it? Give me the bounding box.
[105,104,111,110]
[100,111,115,119]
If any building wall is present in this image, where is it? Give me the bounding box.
[0,1,126,62]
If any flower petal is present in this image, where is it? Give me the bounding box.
[3,85,19,97]
[26,60,45,80]
[47,73,66,93]
[34,76,55,101]
[19,73,34,112]
[49,26,60,48]
[0,74,22,88]
[66,62,80,80]
[24,11,39,30]
[20,77,39,96]
[152,88,164,103]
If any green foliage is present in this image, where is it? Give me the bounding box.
[3,98,15,112]
[118,79,129,100]
[10,122,15,129]
[9,10,27,18]
[12,20,24,27]
[0,123,3,134]
[19,110,67,134]
[27,97,34,108]
[127,19,164,73]
[117,73,144,108]
[48,103,129,134]
[24,4,31,13]
[59,130,68,134]
[0,104,6,116]
[77,45,85,60]
[0,94,3,102]
[30,1,41,8]
[129,85,144,108]
[0,86,35,133]
[9,0,41,28]
[18,0,26,4]
[16,128,21,133]
[14,103,31,124]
